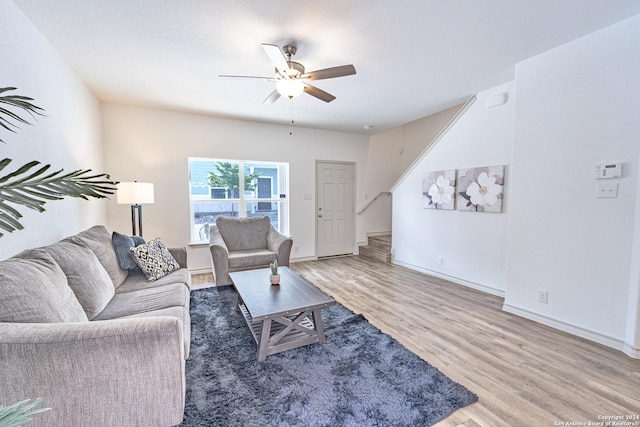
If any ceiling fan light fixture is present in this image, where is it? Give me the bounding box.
[276,79,304,99]
[221,43,356,103]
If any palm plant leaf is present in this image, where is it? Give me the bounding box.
[0,158,118,237]
[0,87,46,142]
[0,398,51,427]
[0,87,119,238]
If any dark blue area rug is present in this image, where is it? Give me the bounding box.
[181,287,477,427]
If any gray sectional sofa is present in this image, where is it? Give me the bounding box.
[209,215,293,286]
[0,225,191,427]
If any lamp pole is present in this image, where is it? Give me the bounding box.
[131,204,143,237]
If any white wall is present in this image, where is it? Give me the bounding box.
[391,81,515,296]
[0,1,105,259]
[399,104,465,172]
[358,105,463,240]
[504,14,640,356]
[358,127,402,236]
[101,104,370,272]
[391,15,640,357]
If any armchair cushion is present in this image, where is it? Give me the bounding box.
[216,216,270,251]
[228,249,277,270]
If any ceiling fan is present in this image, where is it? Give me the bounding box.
[219,43,356,104]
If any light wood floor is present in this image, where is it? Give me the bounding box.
[192,256,640,426]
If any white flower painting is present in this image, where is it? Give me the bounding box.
[422,169,456,210]
[456,165,505,212]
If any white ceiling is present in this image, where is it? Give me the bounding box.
[12,0,640,134]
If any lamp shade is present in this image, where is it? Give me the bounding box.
[117,182,154,205]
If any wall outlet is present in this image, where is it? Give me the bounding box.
[294,246,299,253]
[537,289,549,304]
[437,256,444,265]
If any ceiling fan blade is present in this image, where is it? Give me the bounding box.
[218,74,273,80]
[304,84,336,103]
[261,43,289,75]
[263,89,281,104]
[302,64,356,81]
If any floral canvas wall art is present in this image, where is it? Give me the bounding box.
[422,169,456,210]
[456,165,505,212]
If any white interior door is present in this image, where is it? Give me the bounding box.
[316,161,355,257]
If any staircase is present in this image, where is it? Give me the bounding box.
[358,234,392,264]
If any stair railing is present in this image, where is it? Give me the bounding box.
[357,191,391,215]
[390,95,476,192]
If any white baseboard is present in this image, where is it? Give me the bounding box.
[622,342,640,359]
[502,303,637,358]
[289,256,318,263]
[392,259,505,298]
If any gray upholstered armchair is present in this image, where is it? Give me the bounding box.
[209,216,293,286]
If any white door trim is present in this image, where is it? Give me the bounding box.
[315,160,356,258]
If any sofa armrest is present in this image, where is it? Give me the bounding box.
[209,224,232,285]
[267,226,294,267]
[168,246,188,269]
[0,318,185,427]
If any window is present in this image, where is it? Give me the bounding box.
[188,158,289,243]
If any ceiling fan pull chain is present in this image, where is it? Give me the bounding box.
[289,99,294,135]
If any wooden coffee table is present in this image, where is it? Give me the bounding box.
[229,267,336,361]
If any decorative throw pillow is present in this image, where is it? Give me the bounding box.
[112,231,146,270]
[129,238,180,281]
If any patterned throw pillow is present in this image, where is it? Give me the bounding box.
[129,238,180,281]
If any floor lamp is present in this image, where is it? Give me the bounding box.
[117,182,155,237]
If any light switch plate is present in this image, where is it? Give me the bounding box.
[596,182,618,198]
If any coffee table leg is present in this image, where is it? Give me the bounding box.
[312,309,327,344]
[257,319,271,362]
[236,293,244,313]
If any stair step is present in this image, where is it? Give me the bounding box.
[367,235,391,251]
[359,245,391,264]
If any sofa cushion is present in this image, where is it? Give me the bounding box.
[39,241,115,320]
[116,268,191,294]
[216,216,270,251]
[0,251,88,323]
[68,225,128,288]
[93,282,189,320]
[112,231,145,270]
[130,238,181,281]
[228,249,277,271]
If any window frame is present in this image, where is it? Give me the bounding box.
[188,157,289,244]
